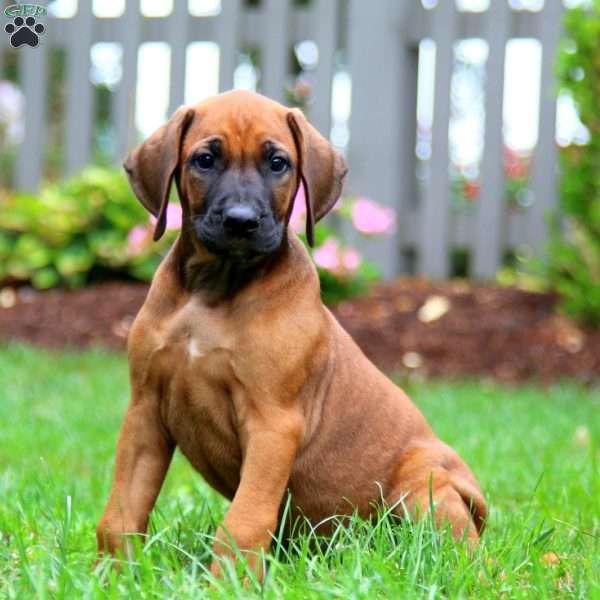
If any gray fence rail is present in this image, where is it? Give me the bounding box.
[1,0,565,279]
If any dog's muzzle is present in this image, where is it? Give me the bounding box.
[193,203,284,258]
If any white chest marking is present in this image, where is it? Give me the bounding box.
[188,338,204,358]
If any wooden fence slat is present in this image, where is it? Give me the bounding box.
[167,0,189,114]
[64,1,94,175]
[113,2,141,160]
[16,45,48,190]
[260,0,290,103]
[528,2,564,255]
[473,2,510,278]
[310,0,338,137]
[216,0,241,92]
[418,2,456,278]
[346,0,409,278]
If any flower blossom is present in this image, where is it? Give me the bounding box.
[289,185,306,233]
[150,202,182,230]
[351,197,396,235]
[313,238,340,271]
[341,247,361,271]
[313,238,362,275]
[127,225,149,255]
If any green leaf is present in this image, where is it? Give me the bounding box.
[32,267,61,289]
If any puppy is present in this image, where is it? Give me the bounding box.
[97,90,486,579]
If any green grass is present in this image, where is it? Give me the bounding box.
[0,344,599,598]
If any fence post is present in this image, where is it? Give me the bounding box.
[528,2,564,256]
[346,0,415,278]
[473,2,510,279]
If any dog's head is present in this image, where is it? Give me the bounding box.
[124,91,347,259]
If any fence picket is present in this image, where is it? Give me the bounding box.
[216,0,241,92]
[347,0,408,278]
[64,1,94,174]
[528,2,564,255]
[473,1,510,278]
[310,0,338,137]
[418,2,456,278]
[167,0,189,114]
[260,0,290,103]
[16,46,47,190]
[113,2,141,160]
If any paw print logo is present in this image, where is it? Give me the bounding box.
[5,16,45,48]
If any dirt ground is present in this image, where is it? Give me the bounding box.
[1,279,598,383]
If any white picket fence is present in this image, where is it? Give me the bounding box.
[0,0,565,279]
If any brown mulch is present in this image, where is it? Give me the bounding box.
[0,279,599,383]
[334,279,600,383]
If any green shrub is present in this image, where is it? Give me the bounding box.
[0,167,388,305]
[542,2,600,325]
[0,168,175,288]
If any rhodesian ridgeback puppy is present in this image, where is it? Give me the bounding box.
[97,90,486,579]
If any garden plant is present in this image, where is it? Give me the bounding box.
[542,0,600,325]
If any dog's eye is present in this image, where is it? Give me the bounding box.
[270,156,288,174]
[195,153,215,170]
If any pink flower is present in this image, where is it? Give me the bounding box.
[351,197,396,235]
[341,248,362,272]
[313,238,340,272]
[127,225,149,255]
[313,238,363,275]
[166,203,182,229]
[149,203,182,230]
[289,185,306,233]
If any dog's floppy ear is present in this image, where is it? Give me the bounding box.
[123,106,194,241]
[286,109,348,247]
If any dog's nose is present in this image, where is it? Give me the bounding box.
[223,205,259,238]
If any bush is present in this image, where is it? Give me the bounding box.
[0,167,392,305]
[541,2,600,325]
[0,168,175,288]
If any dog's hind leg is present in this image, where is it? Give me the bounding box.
[387,445,486,542]
[97,400,174,559]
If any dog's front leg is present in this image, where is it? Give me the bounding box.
[211,408,304,581]
[97,398,174,559]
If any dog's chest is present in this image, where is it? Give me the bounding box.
[158,299,244,498]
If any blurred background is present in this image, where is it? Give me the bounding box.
[0,0,599,381]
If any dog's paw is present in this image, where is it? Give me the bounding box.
[5,16,45,48]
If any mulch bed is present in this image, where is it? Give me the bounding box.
[1,279,599,383]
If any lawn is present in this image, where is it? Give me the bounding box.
[0,344,599,599]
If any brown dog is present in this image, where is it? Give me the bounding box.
[97,90,486,579]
